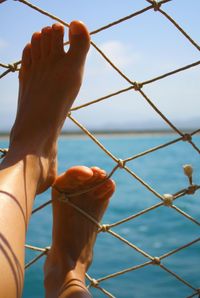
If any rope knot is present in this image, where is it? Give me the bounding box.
[186,185,198,195]
[134,81,143,91]
[182,133,192,142]
[8,63,18,72]
[99,224,110,232]
[163,194,173,206]
[0,148,8,159]
[118,159,125,168]
[153,257,161,265]
[45,246,50,253]
[91,279,99,287]
[147,0,161,11]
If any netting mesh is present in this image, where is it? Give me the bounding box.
[0,0,200,297]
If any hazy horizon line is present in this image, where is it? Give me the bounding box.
[0,127,199,137]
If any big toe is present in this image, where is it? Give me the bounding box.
[67,20,90,66]
[21,43,32,70]
[53,166,93,193]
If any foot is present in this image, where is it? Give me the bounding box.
[9,21,90,193]
[44,166,115,298]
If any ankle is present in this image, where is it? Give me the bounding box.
[44,255,89,298]
[9,129,57,158]
[1,144,56,194]
[44,248,87,278]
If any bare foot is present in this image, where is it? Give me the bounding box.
[44,166,115,298]
[9,21,90,192]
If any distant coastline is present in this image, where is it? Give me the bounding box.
[0,128,199,138]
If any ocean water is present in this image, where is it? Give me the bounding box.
[0,134,200,298]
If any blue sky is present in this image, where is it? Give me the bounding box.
[0,0,200,131]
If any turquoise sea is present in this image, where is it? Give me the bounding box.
[0,134,200,298]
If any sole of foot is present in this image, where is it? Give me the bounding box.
[44,166,115,296]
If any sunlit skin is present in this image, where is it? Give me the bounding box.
[44,166,115,297]
[0,21,99,298]
[10,21,91,194]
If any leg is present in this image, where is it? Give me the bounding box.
[44,166,115,298]
[0,21,90,298]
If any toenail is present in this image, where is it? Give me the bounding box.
[52,23,63,30]
[42,26,51,33]
[32,32,41,39]
[70,21,85,35]
[100,173,106,179]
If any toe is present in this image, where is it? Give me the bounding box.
[53,166,94,192]
[67,20,90,66]
[31,32,41,62]
[51,23,65,56]
[90,167,107,184]
[91,167,106,176]
[93,179,115,200]
[65,166,93,182]
[91,167,107,178]
[21,43,32,69]
[87,179,115,220]
[41,26,52,57]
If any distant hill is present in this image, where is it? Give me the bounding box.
[0,117,199,135]
[65,117,200,132]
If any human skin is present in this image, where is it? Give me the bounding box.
[44,166,115,298]
[0,21,90,298]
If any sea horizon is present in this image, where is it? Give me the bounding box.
[0,128,199,138]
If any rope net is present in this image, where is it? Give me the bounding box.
[0,0,200,297]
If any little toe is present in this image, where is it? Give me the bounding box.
[93,179,115,200]
[31,31,41,62]
[21,43,32,69]
[87,179,115,221]
[51,23,65,56]
[41,26,52,57]
[89,167,107,184]
[91,167,107,178]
